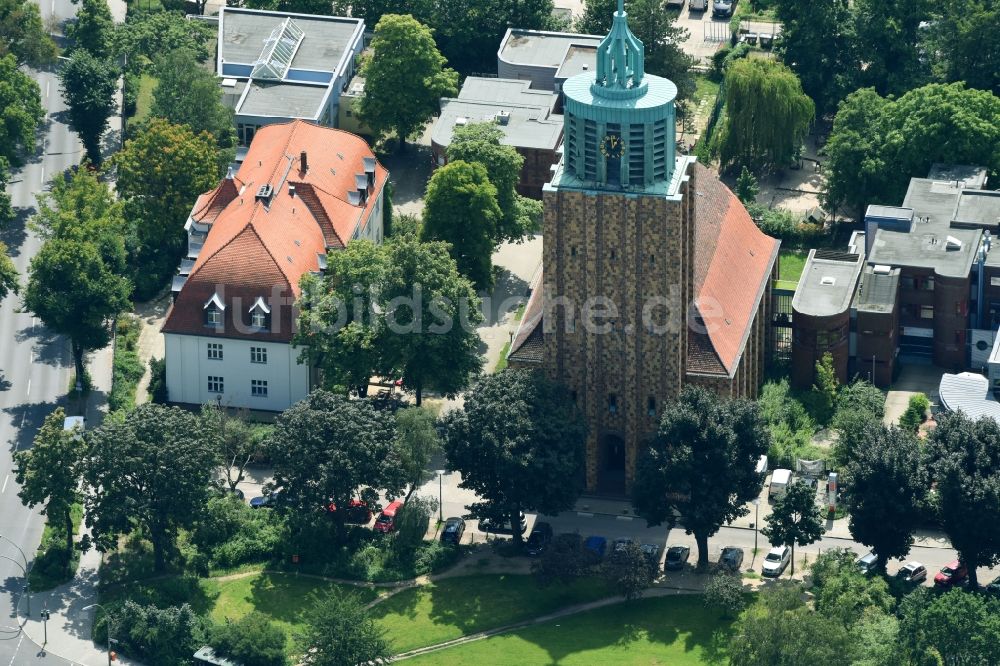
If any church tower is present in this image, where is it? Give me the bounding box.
[542,0,698,494]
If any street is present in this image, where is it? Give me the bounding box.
[0,0,92,661]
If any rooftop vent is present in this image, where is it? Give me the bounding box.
[582,64,589,70]
[873,265,892,275]
[221,78,238,88]
[495,110,511,126]
[820,276,837,286]
[255,184,273,203]
[300,150,308,173]
[946,235,963,250]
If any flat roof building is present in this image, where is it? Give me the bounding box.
[497,28,602,91]
[217,8,364,155]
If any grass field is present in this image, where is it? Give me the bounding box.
[134,73,158,123]
[779,248,808,283]
[372,574,613,653]
[692,75,721,108]
[404,594,734,665]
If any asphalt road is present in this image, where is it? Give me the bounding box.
[0,0,87,661]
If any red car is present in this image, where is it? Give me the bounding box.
[373,500,404,533]
[326,499,372,524]
[933,560,968,588]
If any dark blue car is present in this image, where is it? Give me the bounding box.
[584,536,607,560]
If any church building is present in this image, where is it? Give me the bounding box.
[508,2,780,495]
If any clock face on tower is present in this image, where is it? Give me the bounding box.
[599,133,625,159]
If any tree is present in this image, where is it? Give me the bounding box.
[380,236,484,404]
[331,0,434,29]
[151,48,237,170]
[898,588,1000,666]
[393,406,441,505]
[735,166,759,205]
[729,583,857,666]
[84,404,218,572]
[67,0,114,59]
[0,0,58,67]
[0,160,11,228]
[532,533,590,587]
[200,404,264,492]
[773,0,859,115]
[601,542,654,600]
[0,54,43,165]
[22,238,131,388]
[0,241,16,301]
[443,369,586,547]
[922,0,1000,96]
[295,240,387,396]
[110,11,216,64]
[358,14,458,150]
[60,50,118,165]
[831,379,885,467]
[299,590,390,666]
[447,122,539,245]
[242,0,333,13]
[99,601,209,666]
[209,612,287,666]
[632,386,770,568]
[852,0,930,96]
[925,411,1000,589]
[898,393,929,433]
[392,495,435,557]
[704,573,745,619]
[268,391,404,539]
[813,564,893,629]
[761,479,824,577]
[811,351,839,426]
[719,58,815,172]
[114,117,220,298]
[420,160,501,290]
[13,408,87,556]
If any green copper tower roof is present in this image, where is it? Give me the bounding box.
[558,0,678,192]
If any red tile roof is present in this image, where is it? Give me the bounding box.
[507,271,545,364]
[163,120,388,342]
[687,163,779,376]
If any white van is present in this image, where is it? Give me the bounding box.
[768,469,792,499]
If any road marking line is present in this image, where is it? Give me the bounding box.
[40,167,44,184]
[7,632,22,666]
[26,379,30,396]
[615,515,634,521]
[577,512,594,518]
[46,80,49,98]
[1,476,8,494]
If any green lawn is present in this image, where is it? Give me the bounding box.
[779,249,808,284]
[372,574,613,653]
[692,74,721,107]
[134,73,158,123]
[404,594,734,665]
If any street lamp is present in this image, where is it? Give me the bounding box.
[751,498,760,566]
[434,469,446,523]
[0,555,30,617]
[83,604,116,666]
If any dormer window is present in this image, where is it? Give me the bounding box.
[249,296,271,330]
[203,292,225,327]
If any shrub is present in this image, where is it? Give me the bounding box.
[108,316,144,412]
[392,496,436,557]
[95,601,208,666]
[209,612,287,666]
[148,357,168,403]
[704,573,745,618]
[899,393,930,433]
[412,540,459,576]
[190,495,283,570]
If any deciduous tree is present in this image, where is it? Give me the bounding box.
[111,11,215,63]
[268,391,404,538]
[60,50,118,165]
[0,0,58,66]
[299,590,390,666]
[735,166,759,205]
[926,411,1000,589]
[393,406,441,504]
[897,588,1000,666]
[14,408,86,556]
[443,369,586,548]
[200,404,265,492]
[420,160,501,290]
[704,573,745,619]
[209,612,287,666]
[852,0,930,96]
[67,0,114,60]
[761,479,824,577]
[0,241,16,301]
[921,0,1000,96]
[22,237,131,387]
[0,54,43,165]
[632,386,769,568]
[601,541,654,600]
[359,14,458,150]
[84,404,218,572]
[719,58,815,172]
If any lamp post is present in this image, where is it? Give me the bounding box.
[434,470,446,523]
[83,604,115,666]
[0,555,30,617]
[751,498,760,566]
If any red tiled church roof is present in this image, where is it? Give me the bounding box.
[162,120,388,343]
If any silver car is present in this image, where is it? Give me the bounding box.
[761,545,791,577]
[713,0,735,17]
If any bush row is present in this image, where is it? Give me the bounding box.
[108,315,144,413]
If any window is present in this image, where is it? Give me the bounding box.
[207,343,223,360]
[251,379,268,397]
[205,307,222,326]
[610,249,616,260]
[570,390,578,404]
[608,393,618,414]
[571,246,577,257]
[647,396,656,417]
[251,347,267,364]
[248,296,271,330]
[207,376,224,394]
[920,305,934,320]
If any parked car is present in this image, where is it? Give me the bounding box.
[762,545,791,577]
[665,0,685,8]
[768,469,792,500]
[665,545,691,571]
[895,561,927,585]
[640,543,661,572]
[856,552,878,575]
[477,511,527,535]
[525,521,554,556]
[690,0,708,10]
[934,560,968,589]
[214,482,245,501]
[440,517,466,545]
[719,546,744,572]
[327,499,373,524]
[373,499,404,534]
[712,0,736,17]
[584,536,608,560]
[984,574,1000,596]
[612,537,635,553]
[249,489,281,509]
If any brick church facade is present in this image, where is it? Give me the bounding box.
[508,3,779,495]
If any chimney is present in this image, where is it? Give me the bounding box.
[288,184,296,198]
[300,150,308,173]
[225,166,234,180]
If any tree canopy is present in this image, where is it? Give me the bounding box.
[84,404,218,572]
[0,242,15,300]
[719,58,815,172]
[67,0,115,60]
[300,590,390,666]
[443,369,586,547]
[921,0,1000,96]
[0,0,58,66]
[420,160,501,290]
[761,480,824,576]
[925,411,1000,589]
[0,54,43,165]
[897,589,1000,665]
[111,11,215,63]
[359,14,458,150]
[393,406,441,505]
[60,50,119,165]
[632,386,769,567]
